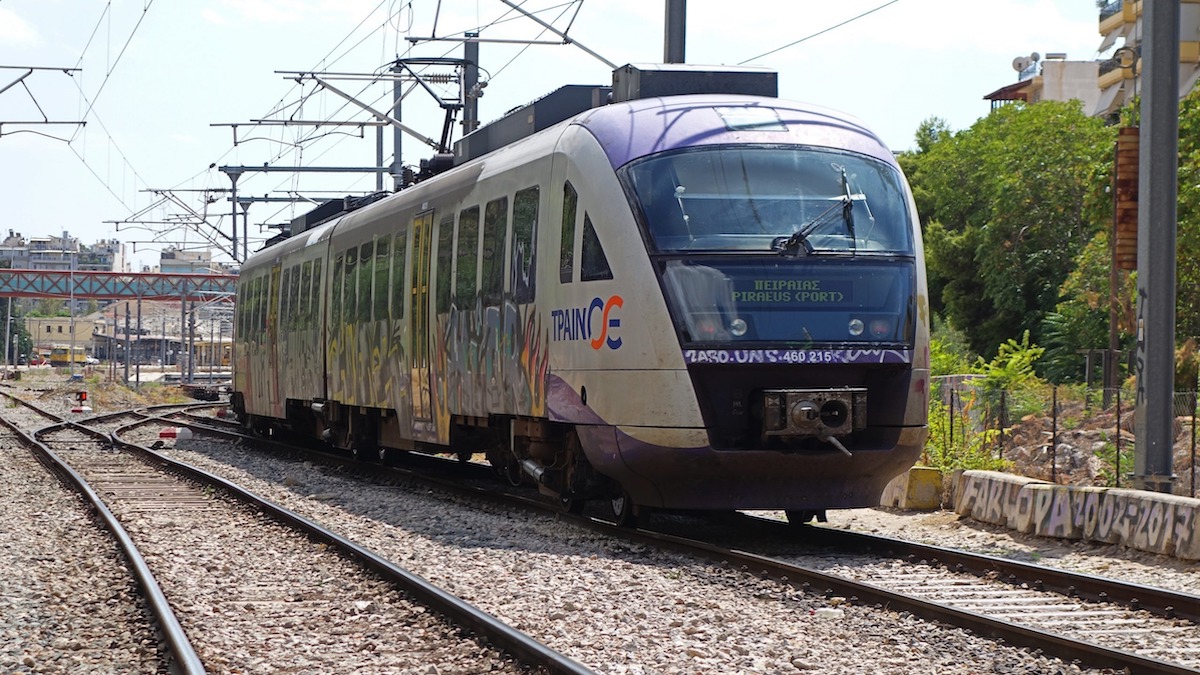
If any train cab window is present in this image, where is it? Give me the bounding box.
[310,259,322,325]
[331,254,344,326]
[456,206,480,307]
[391,230,408,320]
[482,196,508,306]
[580,213,613,281]
[559,182,578,283]
[512,186,539,303]
[300,260,313,327]
[435,217,455,313]
[374,236,391,321]
[358,241,374,323]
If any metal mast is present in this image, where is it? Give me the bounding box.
[664,0,686,63]
[1133,0,1180,493]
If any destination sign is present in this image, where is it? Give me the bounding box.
[732,278,853,304]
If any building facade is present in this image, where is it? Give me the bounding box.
[985,1,1200,120]
[0,230,127,273]
[1095,0,1200,118]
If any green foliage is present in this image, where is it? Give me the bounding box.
[1093,435,1134,488]
[930,337,975,377]
[1175,92,1200,340]
[975,330,1045,391]
[922,395,1011,473]
[905,102,1114,358]
[1038,230,1135,383]
[1033,90,1200,374]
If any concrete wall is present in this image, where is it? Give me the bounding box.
[952,470,1200,560]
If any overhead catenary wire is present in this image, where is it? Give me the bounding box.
[738,0,902,65]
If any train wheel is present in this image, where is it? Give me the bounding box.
[377,446,392,466]
[558,494,585,515]
[351,442,376,463]
[785,510,822,526]
[610,491,637,528]
[503,459,523,486]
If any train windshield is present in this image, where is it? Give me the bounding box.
[658,258,916,346]
[623,146,914,254]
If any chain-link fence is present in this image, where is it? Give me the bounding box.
[928,376,1199,497]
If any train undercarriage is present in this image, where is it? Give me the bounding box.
[231,393,639,525]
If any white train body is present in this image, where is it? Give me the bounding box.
[233,76,929,518]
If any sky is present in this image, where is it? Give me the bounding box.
[0,0,1106,272]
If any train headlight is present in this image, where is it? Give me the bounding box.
[870,318,891,338]
[729,318,748,337]
[848,318,865,336]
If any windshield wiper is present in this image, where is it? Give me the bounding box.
[841,167,856,249]
[772,196,849,256]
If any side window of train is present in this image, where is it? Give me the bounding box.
[358,241,374,323]
[288,264,301,329]
[279,267,291,331]
[391,229,408,320]
[580,213,613,281]
[374,235,390,321]
[560,181,578,283]
[255,276,267,335]
[235,284,245,339]
[482,196,508,306]
[300,260,313,328]
[435,216,455,313]
[512,185,538,303]
[456,206,480,307]
[269,266,281,332]
[331,254,344,327]
[344,247,359,324]
[246,275,255,336]
[310,258,322,325]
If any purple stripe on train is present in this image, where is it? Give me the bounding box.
[576,95,898,170]
[682,348,912,365]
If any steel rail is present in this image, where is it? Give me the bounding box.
[148,410,1200,674]
[109,416,597,675]
[0,411,207,675]
[602,524,1198,675]
[793,521,1200,624]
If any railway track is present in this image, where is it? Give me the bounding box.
[648,513,1200,674]
[0,392,593,674]
[154,407,1200,674]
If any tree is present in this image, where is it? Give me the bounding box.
[905,102,1113,358]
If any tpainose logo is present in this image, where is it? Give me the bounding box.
[550,295,624,350]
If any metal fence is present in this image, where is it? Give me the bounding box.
[929,376,1199,498]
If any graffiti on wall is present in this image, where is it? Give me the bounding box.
[955,471,1200,560]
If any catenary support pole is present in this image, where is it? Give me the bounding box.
[664,0,686,63]
[1133,0,1180,494]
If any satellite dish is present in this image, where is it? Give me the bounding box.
[1031,52,1041,62]
[1013,56,1032,72]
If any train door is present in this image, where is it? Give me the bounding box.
[410,210,433,421]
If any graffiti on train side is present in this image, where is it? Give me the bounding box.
[327,319,411,413]
[431,299,550,440]
[955,472,1200,560]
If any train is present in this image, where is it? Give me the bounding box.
[232,64,929,526]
